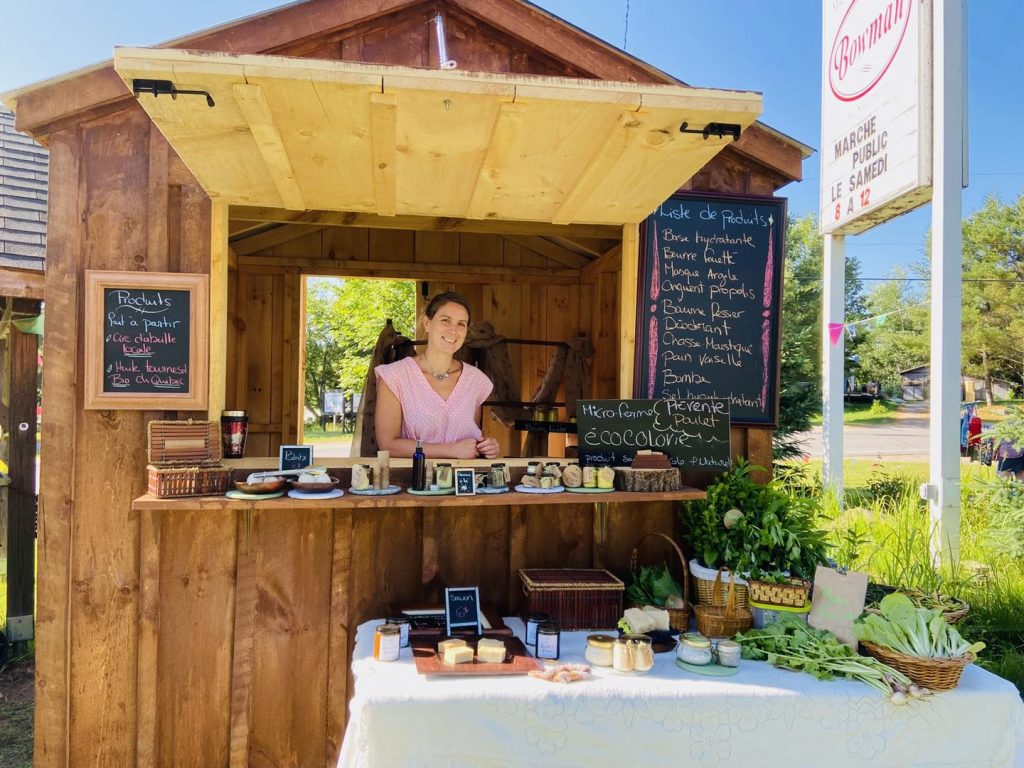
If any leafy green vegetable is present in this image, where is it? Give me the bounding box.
[854,595,986,659]
[624,562,682,607]
[679,458,831,579]
[735,617,919,700]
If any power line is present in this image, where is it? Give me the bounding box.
[623,0,630,50]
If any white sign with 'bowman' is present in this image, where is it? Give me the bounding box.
[820,0,933,234]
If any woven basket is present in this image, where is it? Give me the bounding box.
[694,568,753,638]
[519,569,624,631]
[628,532,692,632]
[747,577,811,608]
[690,559,750,609]
[859,641,973,691]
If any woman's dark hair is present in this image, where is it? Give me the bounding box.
[424,291,472,324]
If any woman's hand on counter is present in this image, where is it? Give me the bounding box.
[476,437,500,459]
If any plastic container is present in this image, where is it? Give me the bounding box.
[677,633,713,665]
[749,599,811,629]
[584,634,615,667]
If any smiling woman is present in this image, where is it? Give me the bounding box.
[374,291,499,459]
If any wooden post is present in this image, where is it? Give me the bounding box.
[209,202,229,420]
[618,223,639,398]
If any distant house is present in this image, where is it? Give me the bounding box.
[899,364,1015,402]
[0,106,48,273]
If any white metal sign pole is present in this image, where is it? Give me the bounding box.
[822,235,845,493]
[928,0,963,562]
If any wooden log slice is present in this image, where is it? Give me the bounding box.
[613,467,682,492]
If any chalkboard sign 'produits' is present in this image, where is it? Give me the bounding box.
[84,271,209,410]
[634,194,786,426]
[576,399,730,471]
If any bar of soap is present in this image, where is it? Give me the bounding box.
[443,645,474,665]
[476,644,506,663]
[477,637,504,649]
[597,467,615,489]
[437,638,467,654]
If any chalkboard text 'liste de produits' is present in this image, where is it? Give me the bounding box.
[635,194,786,426]
[103,288,191,394]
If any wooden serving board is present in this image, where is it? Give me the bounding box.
[411,636,542,676]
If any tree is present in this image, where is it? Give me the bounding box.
[775,214,864,458]
[960,195,1024,401]
[855,266,930,395]
[304,278,416,419]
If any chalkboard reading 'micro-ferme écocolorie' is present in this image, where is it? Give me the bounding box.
[575,399,730,471]
[103,287,191,394]
[635,194,786,426]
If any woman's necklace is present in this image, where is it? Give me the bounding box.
[425,360,457,381]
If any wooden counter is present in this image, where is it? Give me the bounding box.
[132,487,705,511]
[133,484,702,767]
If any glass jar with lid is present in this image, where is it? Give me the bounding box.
[678,632,713,665]
[584,634,615,667]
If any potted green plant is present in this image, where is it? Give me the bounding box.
[680,459,831,606]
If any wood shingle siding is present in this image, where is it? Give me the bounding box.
[0,107,48,269]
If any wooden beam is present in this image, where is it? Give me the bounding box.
[619,223,639,397]
[231,224,325,256]
[0,267,44,299]
[504,235,589,269]
[209,202,229,420]
[464,102,525,220]
[369,93,398,217]
[229,206,621,240]
[581,243,622,279]
[553,111,644,226]
[232,83,306,210]
[548,236,603,260]
[236,255,580,284]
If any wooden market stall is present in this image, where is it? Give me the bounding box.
[1,2,809,766]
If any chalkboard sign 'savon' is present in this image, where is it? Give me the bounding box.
[1,2,813,766]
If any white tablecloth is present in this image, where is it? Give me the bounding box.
[338,619,1024,768]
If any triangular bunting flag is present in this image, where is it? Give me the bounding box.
[828,323,844,346]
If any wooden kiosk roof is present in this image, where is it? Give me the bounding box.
[113,47,761,226]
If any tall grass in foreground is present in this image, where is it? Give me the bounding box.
[778,461,1024,696]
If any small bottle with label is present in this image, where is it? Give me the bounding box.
[412,440,427,491]
[373,623,401,661]
[525,611,549,647]
[535,621,560,660]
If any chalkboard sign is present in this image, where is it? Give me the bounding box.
[444,586,481,635]
[634,193,786,426]
[576,398,731,471]
[85,271,208,410]
[279,445,313,471]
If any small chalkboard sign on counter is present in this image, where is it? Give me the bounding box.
[634,193,786,426]
[576,398,730,471]
[84,271,208,410]
[444,586,482,635]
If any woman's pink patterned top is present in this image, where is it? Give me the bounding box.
[374,356,493,443]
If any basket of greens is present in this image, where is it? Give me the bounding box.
[626,533,691,632]
[854,592,984,691]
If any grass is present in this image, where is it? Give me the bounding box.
[780,458,1024,696]
[808,399,901,426]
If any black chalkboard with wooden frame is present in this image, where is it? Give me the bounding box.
[633,193,786,426]
[84,270,209,410]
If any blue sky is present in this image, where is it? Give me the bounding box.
[1,0,1021,281]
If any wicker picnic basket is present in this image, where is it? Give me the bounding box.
[690,558,750,609]
[519,569,624,631]
[747,576,811,608]
[628,532,692,632]
[146,420,230,498]
[694,567,753,638]
[859,641,973,692]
